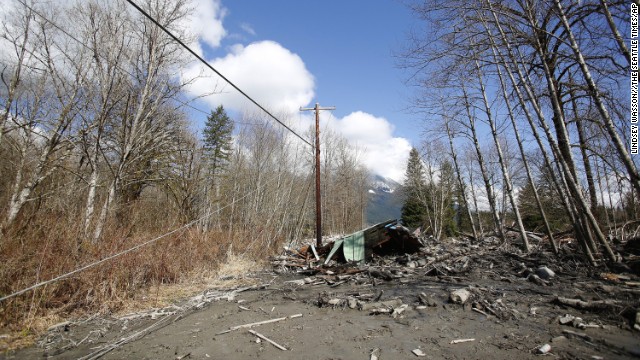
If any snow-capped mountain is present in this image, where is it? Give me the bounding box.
[369,175,398,194]
[366,175,403,225]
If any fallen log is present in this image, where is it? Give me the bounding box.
[554,296,619,310]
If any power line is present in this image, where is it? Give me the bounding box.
[0,170,291,303]
[124,0,312,147]
[15,0,297,131]
[1,1,316,303]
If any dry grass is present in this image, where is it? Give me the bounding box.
[0,208,280,352]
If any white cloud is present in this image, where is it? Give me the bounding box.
[240,23,256,36]
[326,112,412,183]
[183,0,227,54]
[169,0,227,59]
[183,40,315,114]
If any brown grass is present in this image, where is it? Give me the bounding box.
[0,207,282,352]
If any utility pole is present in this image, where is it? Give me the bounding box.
[300,103,335,248]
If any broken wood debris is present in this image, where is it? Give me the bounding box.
[248,329,287,351]
[554,296,619,310]
[216,314,303,335]
[450,338,475,344]
[370,347,381,360]
[412,348,426,357]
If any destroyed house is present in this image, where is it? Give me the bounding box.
[325,220,422,264]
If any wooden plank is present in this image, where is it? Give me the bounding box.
[217,314,303,335]
[248,330,287,351]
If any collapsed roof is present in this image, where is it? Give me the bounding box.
[325,220,423,264]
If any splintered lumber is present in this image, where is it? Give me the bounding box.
[472,308,490,317]
[554,296,619,310]
[310,244,320,261]
[216,314,302,334]
[248,330,287,350]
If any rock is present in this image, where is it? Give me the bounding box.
[536,266,556,280]
[559,314,575,325]
[359,299,403,312]
[527,274,547,286]
[449,288,471,304]
[392,304,409,318]
[347,297,358,309]
[418,292,438,307]
[551,335,567,343]
[635,309,640,331]
[536,344,551,354]
[328,298,342,306]
[417,259,427,266]
[571,317,584,328]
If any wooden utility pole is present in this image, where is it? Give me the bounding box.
[300,103,335,248]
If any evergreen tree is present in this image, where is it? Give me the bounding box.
[401,148,427,229]
[203,105,234,176]
[201,105,234,229]
[517,166,569,231]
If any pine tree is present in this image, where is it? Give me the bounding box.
[517,166,569,232]
[202,105,234,229]
[203,105,234,176]
[401,148,427,229]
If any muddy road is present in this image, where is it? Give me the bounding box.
[6,239,640,359]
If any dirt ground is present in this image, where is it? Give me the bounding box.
[4,237,640,360]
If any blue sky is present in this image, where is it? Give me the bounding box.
[181,0,420,182]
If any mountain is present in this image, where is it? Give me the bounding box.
[365,175,404,225]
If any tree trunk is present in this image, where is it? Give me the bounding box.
[599,0,630,65]
[461,85,505,242]
[473,57,529,251]
[570,92,598,214]
[554,0,640,196]
[485,1,595,262]
[446,121,479,241]
[487,36,557,252]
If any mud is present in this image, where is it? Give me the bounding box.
[5,239,640,360]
